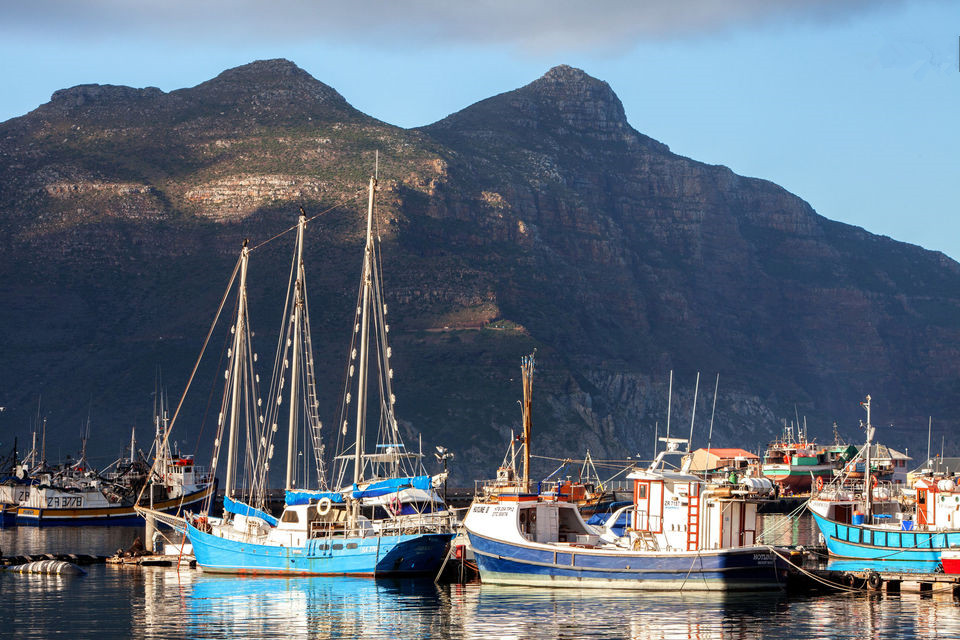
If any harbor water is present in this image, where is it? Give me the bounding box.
[3,517,960,639]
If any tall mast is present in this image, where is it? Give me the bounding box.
[224,241,249,499]
[353,176,376,486]
[686,371,700,452]
[665,370,673,439]
[286,213,306,491]
[521,352,535,491]
[862,395,874,518]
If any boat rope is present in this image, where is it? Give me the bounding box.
[757,498,811,544]
[763,545,862,593]
[247,190,365,253]
[134,255,242,507]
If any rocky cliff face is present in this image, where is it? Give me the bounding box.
[1,60,956,482]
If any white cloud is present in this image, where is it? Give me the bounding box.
[5,0,912,54]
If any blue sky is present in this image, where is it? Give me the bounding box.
[2,1,957,259]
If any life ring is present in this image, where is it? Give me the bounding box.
[316,496,332,516]
[816,477,824,492]
[783,454,791,465]
[872,476,879,488]
[387,495,402,516]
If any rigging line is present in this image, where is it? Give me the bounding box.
[247,191,365,253]
[135,252,243,507]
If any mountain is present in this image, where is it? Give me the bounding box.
[1,59,956,483]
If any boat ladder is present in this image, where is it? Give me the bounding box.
[686,482,700,551]
[634,530,660,551]
[302,317,327,485]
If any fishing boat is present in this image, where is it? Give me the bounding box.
[463,354,788,591]
[0,441,31,526]
[809,395,960,561]
[16,415,214,526]
[179,174,454,575]
[760,426,845,493]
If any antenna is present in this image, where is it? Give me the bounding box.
[927,416,932,468]
[375,150,379,182]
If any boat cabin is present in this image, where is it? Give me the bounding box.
[629,467,767,551]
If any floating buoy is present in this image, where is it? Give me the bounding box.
[6,560,86,576]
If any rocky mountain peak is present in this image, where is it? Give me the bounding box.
[50,84,165,108]
[187,58,349,111]
[424,64,663,151]
[519,64,630,134]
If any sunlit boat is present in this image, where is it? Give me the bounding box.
[809,395,960,561]
[182,174,454,574]
[463,355,788,591]
[16,421,214,526]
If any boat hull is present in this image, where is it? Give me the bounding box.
[761,465,833,492]
[15,484,216,527]
[810,511,960,561]
[942,549,960,574]
[187,523,453,576]
[0,503,17,527]
[466,531,785,591]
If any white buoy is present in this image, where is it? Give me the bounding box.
[7,560,86,576]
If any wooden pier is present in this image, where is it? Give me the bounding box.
[807,567,960,596]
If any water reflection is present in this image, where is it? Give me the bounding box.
[826,559,941,575]
[137,569,447,639]
[0,525,143,557]
[5,521,960,640]
[455,584,794,640]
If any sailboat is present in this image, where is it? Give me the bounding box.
[182,175,454,575]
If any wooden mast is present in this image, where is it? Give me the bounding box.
[224,240,249,499]
[353,177,376,489]
[521,351,535,491]
[285,213,306,491]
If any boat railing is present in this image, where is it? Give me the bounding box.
[307,511,455,539]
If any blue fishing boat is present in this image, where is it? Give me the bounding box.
[176,175,454,575]
[809,395,960,561]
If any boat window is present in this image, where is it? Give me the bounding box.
[638,485,647,500]
[281,510,300,523]
[346,543,358,549]
[332,544,343,550]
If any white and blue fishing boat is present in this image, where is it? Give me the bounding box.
[177,174,454,575]
[809,395,960,561]
[464,356,788,591]
[16,410,214,527]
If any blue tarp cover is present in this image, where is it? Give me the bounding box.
[284,476,431,506]
[351,475,432,498]
[285,489,346,506]
[223,496,279,527]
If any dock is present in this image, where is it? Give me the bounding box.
[805,567,960,596]
[778,546,960,597]
[106,553,196,567]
